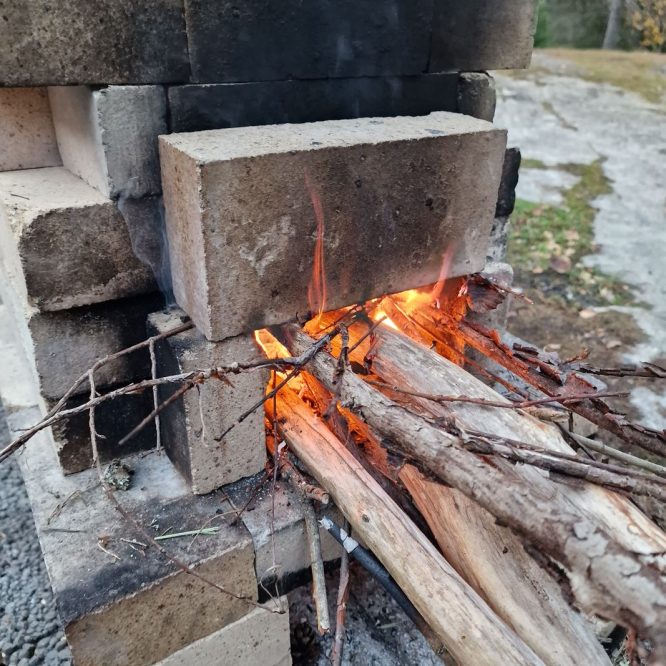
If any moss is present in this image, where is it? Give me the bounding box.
[507,159,637,306]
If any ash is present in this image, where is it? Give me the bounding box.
[289,562,444,666]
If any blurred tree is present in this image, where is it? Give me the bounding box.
[603,0,625,47]
[631,0,666,50]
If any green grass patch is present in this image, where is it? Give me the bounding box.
[507,160,636,306]
[521,158,548,169]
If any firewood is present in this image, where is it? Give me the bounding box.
[278,324,666,660]
[268,387,543,666]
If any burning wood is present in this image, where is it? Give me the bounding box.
[252,277,666,664]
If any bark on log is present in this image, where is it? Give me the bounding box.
[279,324,666,661]
[268,387,543,666]
[322,321,610,664]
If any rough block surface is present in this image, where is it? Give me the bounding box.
[23,295,163,401]
[227,476,343,588]
[0,168,155,312]
[49,388,157,474]
[458,72,497,122]
[160,112,507,340]
[0,88,61,171]
[13,419,257,666]
[430,0,536,72]
[168,74,459,133]
[49,86,167,199]
[185,0,433,82]
[147,309,267,494]
[156,600,291,666]
[0,0,189,86]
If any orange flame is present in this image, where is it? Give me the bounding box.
[304,171,327,324]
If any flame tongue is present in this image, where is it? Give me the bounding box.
[305,171,327,324]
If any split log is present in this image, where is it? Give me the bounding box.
[279,324,666,660]
[268,387,543,666]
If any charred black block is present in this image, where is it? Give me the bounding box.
[49,388,157,475]
[184,0,434,83]
[168,74,459,133]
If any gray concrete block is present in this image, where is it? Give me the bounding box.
[0,1,189,86]
[160,112,507,340]
[13,419,258,666]
[184,0,433,82]
[23,294,163,401]
[430,0,536,72]
[226,478,342,589]
[0,88,61,171]
[147,309,267,494]
[156,600,291,666]
[0,168,156,312]
[49,86,167,199]
[168,74,459,133]
[49,388,157,475]
[458,72,497,122]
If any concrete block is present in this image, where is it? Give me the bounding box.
[227,477,343,589]
[168,74,459,133]
[156,600,291,666]
[147,309,267,494]
[49,388,157,474]
[13,293,163,401]
[0,88,61,171]
[13,419,258,666]
[184,0,433,82]
[49,86,167,199]
[0,1,189,86]
[160,112,507,340]
[0,168,155,312]
[430,0,536,72]
[457,72,497,122]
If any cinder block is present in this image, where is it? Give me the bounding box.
[0,1,189,86]
[168,74,459,133]
[0,88,61,171]
[227,478,342,589]
[14,424,258,666]
[49,86,167,199]
[147,309,267,494]
[6,292,164,401]
[156,600,291,666]
[0,167,155,312]
[457,72,497,122]
[160,112,507,340]
[430,0,536,72]
[184,0,433,82]
[49,388,157,474]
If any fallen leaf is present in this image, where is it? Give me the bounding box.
[606,339,622,349]
[550,255,572,273]
[579,309,597,319]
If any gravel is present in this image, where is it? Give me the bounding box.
[0,403,71,666]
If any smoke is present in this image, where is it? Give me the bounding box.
[117,186,175,308]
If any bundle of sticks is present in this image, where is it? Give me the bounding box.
[257,280,666,666]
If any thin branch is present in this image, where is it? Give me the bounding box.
[331,520,351,666]
[149,337,162,451]
[368,381,628,411]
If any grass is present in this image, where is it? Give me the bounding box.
[538,48,666,104]
[508,159,636,306]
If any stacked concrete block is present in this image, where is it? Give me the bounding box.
[0,88,61,171]
[147,309,267,494]
[0,168,155,312]
[14,425,262,666]
[48,86,167,199]
[1,1,536,86]
[160,112,507,340]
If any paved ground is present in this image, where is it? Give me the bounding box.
[0,405,71,666]
[495,50,666,429]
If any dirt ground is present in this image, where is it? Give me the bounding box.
[495,49,666,432]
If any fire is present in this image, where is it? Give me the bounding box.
[304,171,327,324]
